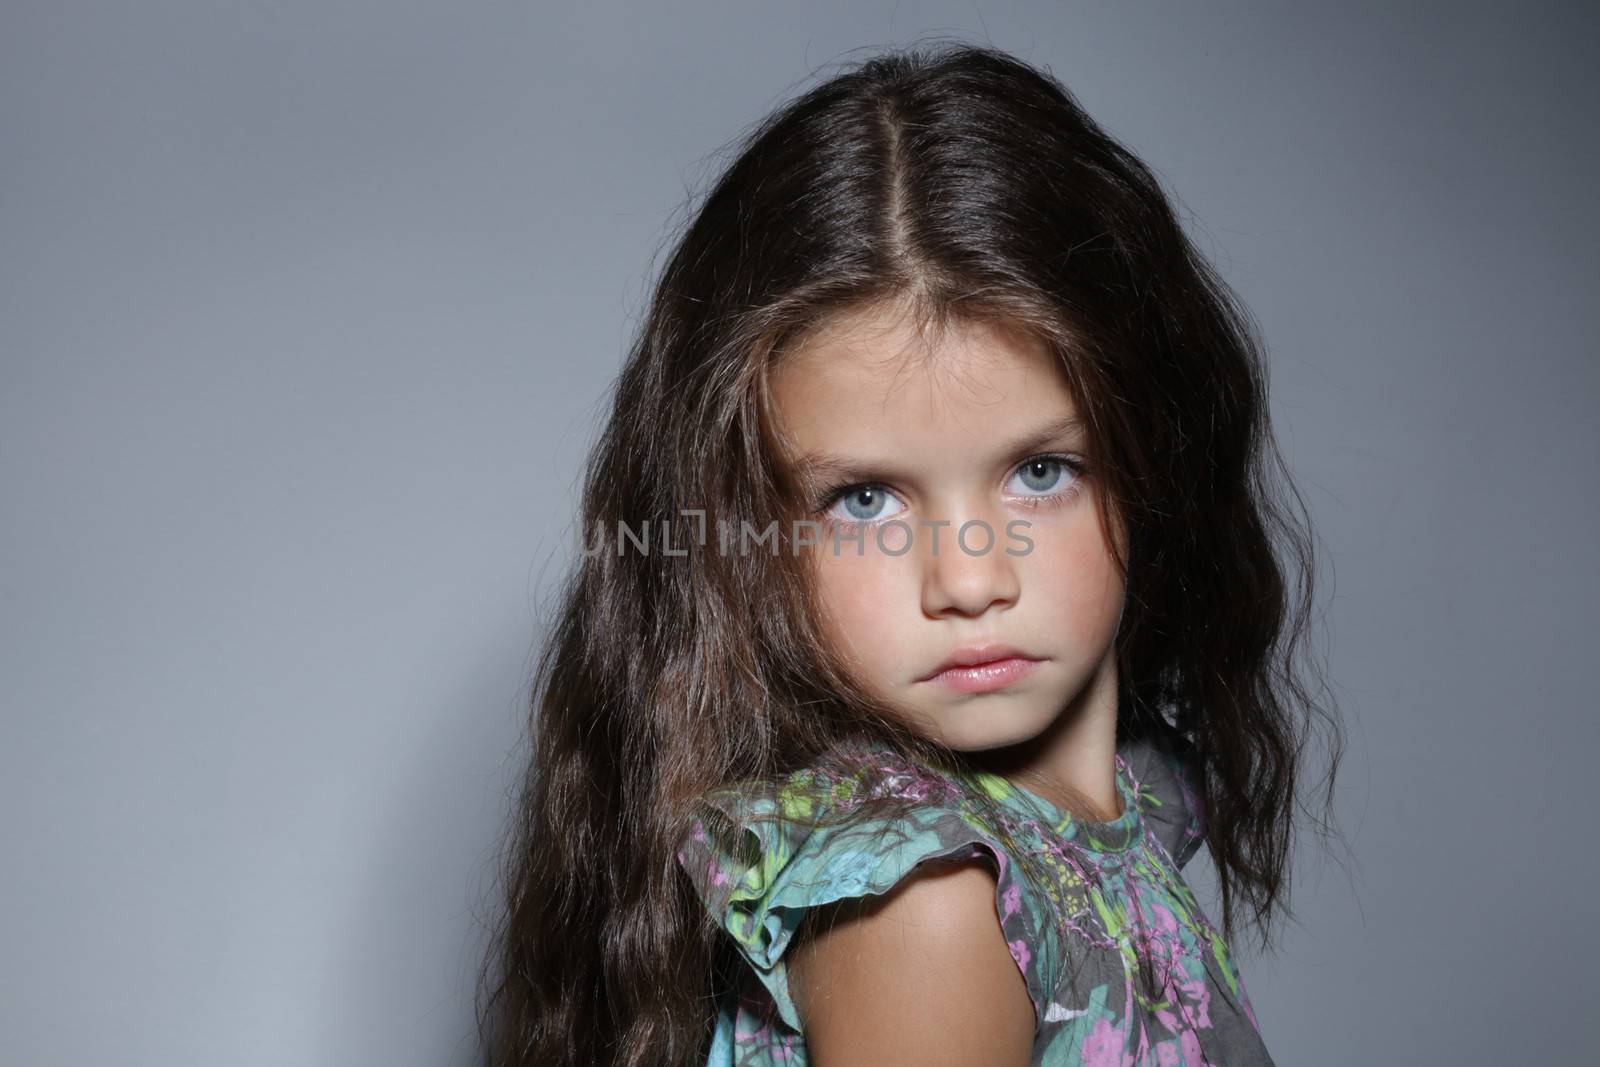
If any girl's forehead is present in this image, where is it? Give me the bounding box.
[770,312,1075,432]
[766,321,1085,495]
[784,303,1047,368]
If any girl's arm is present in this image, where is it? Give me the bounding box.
[786,859,1036,1065]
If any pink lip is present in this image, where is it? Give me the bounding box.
[925,657,1045,693]
[919,643,1047,693]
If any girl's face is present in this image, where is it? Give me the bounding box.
[770,303,1126,752]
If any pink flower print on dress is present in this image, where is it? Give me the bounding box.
[1001,880,1022,921]
[1080,1015,1135,1067]
[1180,1028,1211,1066]
[1175,965,1213,1030]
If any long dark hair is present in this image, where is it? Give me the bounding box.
[475,39,1346,1067]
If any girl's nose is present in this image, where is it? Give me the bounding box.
[919,516,1021,619]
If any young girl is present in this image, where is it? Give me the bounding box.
[477,41,1343,1067]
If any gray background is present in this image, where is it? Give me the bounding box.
[4,2,1595,1064]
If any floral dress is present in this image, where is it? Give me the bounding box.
[675,735,1275,1066]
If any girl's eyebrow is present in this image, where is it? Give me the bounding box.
[793,413,1084,486]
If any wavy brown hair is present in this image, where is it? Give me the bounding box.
[475,39,1347,1067]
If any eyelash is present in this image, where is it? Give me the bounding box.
[813,452,1089,522]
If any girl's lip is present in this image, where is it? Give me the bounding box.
[919,641,1037,680]
[923,657,1046,694]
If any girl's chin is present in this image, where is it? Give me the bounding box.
[909,711,1054,753]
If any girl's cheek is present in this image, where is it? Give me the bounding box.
[813,545,907,620]
[817,547,924,636]
[1017,518,1125,613]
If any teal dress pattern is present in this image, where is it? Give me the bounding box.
[675,736,1275,1066]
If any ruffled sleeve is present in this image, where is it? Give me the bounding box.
[1118,730,1207,869]
[675,765,1065,1035]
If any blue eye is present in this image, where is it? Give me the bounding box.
[815,453,1087,525]
[1007,455,1081,497]
[824,485,907,524]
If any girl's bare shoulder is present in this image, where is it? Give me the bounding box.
[786,857,1035,1067]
